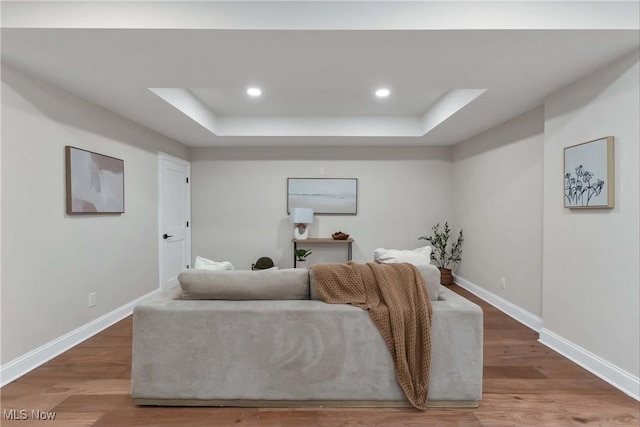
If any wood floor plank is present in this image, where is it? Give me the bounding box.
[92,408,482,427]
[1,284,638,427]
[483,365,547,379]
[0,391,70,413]
[0,411,102,427]
[46,379,132,396]
[52,394,136,413]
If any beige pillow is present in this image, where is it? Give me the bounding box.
[178,269,309,300]
[255,266,279,271]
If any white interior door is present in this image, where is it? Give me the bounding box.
[159,153,191,291]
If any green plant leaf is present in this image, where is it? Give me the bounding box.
[418,223,463,269]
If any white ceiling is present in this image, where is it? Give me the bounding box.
[1,1,639,147]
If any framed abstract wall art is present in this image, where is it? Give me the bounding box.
[65,146,124,214]
[287,178,357,215]
[564,136,614,209]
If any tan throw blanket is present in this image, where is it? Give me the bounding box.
[311,262,433,409]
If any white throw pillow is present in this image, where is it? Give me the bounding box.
[373,246,432,266]
[194,256,235,271]
[412,245,432,258]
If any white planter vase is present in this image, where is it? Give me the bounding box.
[296,260,309,269]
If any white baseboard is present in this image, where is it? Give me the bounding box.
[0,289,159,387]
[453,274,543,332]
[452,275,639,401]
[539,328,639,401]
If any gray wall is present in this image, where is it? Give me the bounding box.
[453,107,544,317]
[0,66,189,364]
[542,50,639,378]
[190,146,453,270]
[450,50,639,385]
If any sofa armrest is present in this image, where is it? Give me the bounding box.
[428,286,484,401]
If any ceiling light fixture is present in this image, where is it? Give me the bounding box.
[247,87,262,97]
[375,88,390,98]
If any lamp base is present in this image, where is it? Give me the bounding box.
[294,226,309,240]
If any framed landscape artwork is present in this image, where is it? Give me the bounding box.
[65,146,125,214]
[564,136,614,209]
[287,178,357,215]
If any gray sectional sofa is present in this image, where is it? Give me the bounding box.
[131,265,483,408]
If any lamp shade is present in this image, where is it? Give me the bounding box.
[290,208,314,224]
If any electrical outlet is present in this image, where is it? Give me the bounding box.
[500,277,506,289]
[89,293,96,308]
[319,166,326,175]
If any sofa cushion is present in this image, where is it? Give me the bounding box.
[179,269,309,300]
[309,263,440,301]
[373,246,432,266]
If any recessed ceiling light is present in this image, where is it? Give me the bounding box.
[247,87,262,97]
[375,88,390,98]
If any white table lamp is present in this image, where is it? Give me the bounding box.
[290,208,314,240]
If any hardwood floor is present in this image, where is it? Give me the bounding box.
[1,285,638,426]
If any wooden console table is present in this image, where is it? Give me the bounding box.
[292,238,354,267]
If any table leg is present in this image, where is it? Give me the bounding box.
[293,241,297,268]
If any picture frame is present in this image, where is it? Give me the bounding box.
[563,136,614,209]
[287,178,358,215]
[65,146,125,214]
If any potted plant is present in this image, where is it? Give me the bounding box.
[419,222,463,285]
[294,248,312,269]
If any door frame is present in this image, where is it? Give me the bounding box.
[158,152,191,291]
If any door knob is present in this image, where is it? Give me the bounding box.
[162,234,174,239]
